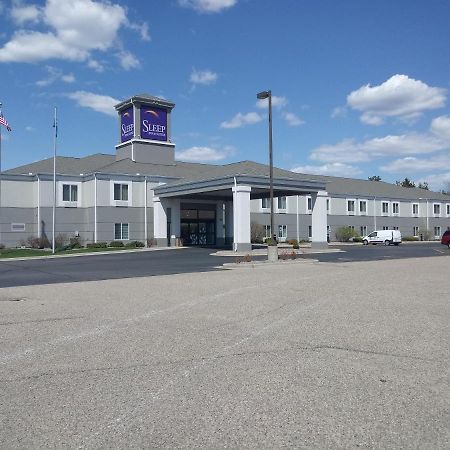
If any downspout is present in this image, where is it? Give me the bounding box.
[94,173,97,243]
[233,176,237,252]
[374,196,377,230]
[144,176,148,247]
[296,195,299,242]
[37,174,41,238]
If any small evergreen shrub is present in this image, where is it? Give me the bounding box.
[86,242,108,249]
[125,240,145,248]
[403,236,419,241]
[109,241,125,247]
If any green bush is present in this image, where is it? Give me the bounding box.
[125,240,145,248]
[287,238,299,249]
[403,236,419,241]
[86,242,108,249]
[265,238,277,246]
[251,222,265,244]
[352,236,363,243]
[109,241,125,247]
[69,237,82,249]
[335,226,359,242]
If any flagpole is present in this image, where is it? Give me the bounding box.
[0,102,2,247]
[52,107,57,254]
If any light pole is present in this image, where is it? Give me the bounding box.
[257,90,274,243]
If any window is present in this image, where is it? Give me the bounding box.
[434,226,441,238]
[447,204,450,216]
[326,199,330,213]
[360,225,367,236]
[413,226,419,237]
[348,225,355,231]
[382,226,389,230]
[114,223,129,240]
[277,196,287,210]
[11,223,25,232]
[393,226,399,230]
[278,225,287,240]
[382,202,389,215]
[62,184,78,202]
[347,200,355,214]
[412,203,419,216]
[433,203,441,216]
[114,183,128,201]
[264,225,271,238]
[392,202,399,215]
[261,198,270,209]
[308,225,312,239]
[359,200,367,214]
[307,196,312,212]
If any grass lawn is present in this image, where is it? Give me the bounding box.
[0,246,144,259]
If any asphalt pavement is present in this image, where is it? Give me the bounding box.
[0,242,447,288]
[1,255,449,448]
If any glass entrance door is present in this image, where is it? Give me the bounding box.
[180,207,216,246]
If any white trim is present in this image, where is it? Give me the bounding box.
[94,174,97,243]
[110,180,132,207]
[346,198,356,215]
[433,202,441,217]
[358,198,368,216]
[392,201,400,216]
[411,202,419,217]
[306,195,312,214]
[114,222,130,240]
[276,196,287,213]
[446,203,450,217]
[58,181,81,207]
[381,200,390,216]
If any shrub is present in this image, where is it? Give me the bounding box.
[418,228,432,240]
[265,238,277,246]
[27,235,51,249]
[125,240,145,248]
[251,222,265,244]
[287,239,299,249]
[0,243,5,250]
[243,254,252,262]
[335,227,359,242]
[147,238,157,247]
[403,236,419,241]
[55,233,68,249]
[352,236,363,243]
[86,242,108,249]
[69,237,82,249]
[109,240,125,247]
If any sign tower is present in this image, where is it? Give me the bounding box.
[115,94,175,165]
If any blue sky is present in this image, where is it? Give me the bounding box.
[1,0,450,191]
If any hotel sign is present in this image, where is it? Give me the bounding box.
[120,107,134,142]
[140,106,167,141]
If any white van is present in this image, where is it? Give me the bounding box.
[362,230,402,246]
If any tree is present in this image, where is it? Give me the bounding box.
[368,175,381,181]
[418,181,429,190]
[396,177,416,188]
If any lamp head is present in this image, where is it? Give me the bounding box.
[256,91,270,100]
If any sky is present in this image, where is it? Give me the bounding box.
[1,0,450,191]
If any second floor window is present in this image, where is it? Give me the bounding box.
[359,200,367,213]
[114,183,128,201]
[347,200,355,213]
[261,198,270,209]
[382,202,389,214]
[62,184,78,202]
[277,196,286,209]
[392,202,399,214]
[412,203,419,215]
[434,204,441,215]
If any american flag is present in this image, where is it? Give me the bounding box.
[0,113,11,131]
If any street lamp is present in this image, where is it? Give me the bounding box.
[257,90,274,244]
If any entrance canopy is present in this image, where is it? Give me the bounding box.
[154,174,326,200]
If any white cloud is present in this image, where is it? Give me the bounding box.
[0,0,140,70]
[127,21,150,42]
[282,112,304,127]
[178,0,237,13]
[417,172,450,192]
[380,155,450,173]
[190,69,218,85]
[220,112,262,129]
[10,3,41,24]
[36,65,75,86]
[256,95,288,110]
[292,162,362,178]
[67,91,120,116]
[331,106,347,119]
[347,74,447,125]
[87,58,104,72]
[176,145,235,162]
[25,126,34,132]
[310,116,450,163]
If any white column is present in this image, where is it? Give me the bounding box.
[311,190,328,248]
[225,200,233,247]
[232,185,252,252]
[153,195,168,246]
[171,198,181,246]
[216,202,225,246]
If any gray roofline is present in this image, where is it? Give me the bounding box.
[154,175,326,197]
[115,95,175,112]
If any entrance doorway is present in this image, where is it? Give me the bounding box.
[180,206,216,246]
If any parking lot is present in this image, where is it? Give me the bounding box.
[0,242,447,288]
[1,254,449,448]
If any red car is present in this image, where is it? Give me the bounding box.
[442,230,450,248]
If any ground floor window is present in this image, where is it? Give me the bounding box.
[360,225,367,236]
[308,225,312,239]
[264,225,271,238]
[393,226,399,230]
[382,226,389,230]
[278,225,287,241]
[434,226,441,238]
[413,226,419,236]
[114,223,129,240]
